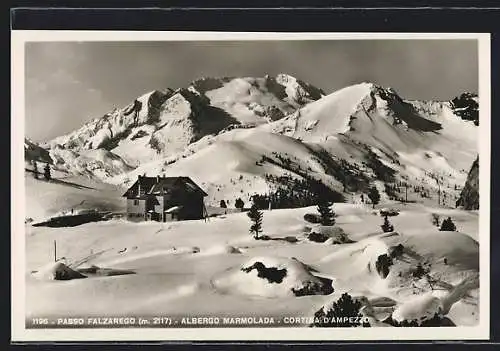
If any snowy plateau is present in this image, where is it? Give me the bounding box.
[24,74,480,328]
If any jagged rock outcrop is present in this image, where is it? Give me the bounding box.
[25,138,52,164]
[456,156,479,210]
[451,92,479,126]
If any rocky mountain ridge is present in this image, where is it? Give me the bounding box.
[26,74,478,208]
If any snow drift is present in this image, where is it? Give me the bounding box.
[32,261,87,281]
[391,293,443,325]
[212,256,334,298]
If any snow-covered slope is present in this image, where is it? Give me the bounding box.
[270,83,475,156]
[109,129,346,206]
[25,174,125,222]
[270,82,377,139]
[25,203,479,326]
[267,83,478,202]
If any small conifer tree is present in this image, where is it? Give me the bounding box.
[413,263,426,278]
[220,200,227,208]
[439,217,457,231]
[247,202,263,239]
[235,198,245,211]
[32,160,38,179]
[43,163,51,181]
[431,213,440,227]
[313,293,367,327]
[317,197,335,226]
[368,186,380,209]
[381,215,394,233]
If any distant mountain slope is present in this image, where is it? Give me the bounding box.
[24,175,125,222]
[49,147,135,179]
[190,74,324,125]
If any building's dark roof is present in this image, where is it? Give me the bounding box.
[122,176,208,198]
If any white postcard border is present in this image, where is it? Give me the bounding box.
[11,30,491,342]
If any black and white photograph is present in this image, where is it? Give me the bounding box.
[11,31,490,341]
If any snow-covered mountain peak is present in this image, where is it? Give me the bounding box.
[31,74,477,204]
[268,82,378,139]
[188,76,233,95]
[274,73,325,103]
[39,74,327,174]
[349,82,405,103]
[269,81,449,140]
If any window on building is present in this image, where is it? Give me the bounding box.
[134,199,139,206]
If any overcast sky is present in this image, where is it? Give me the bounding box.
[25,40,478,142]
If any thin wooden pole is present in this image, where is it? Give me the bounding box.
[438,182,441,207]
[202,202,209,222]
[54,240,57,262]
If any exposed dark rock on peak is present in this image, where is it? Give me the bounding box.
[456,156,479,210]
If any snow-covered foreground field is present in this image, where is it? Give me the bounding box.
[25,203,479,327]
